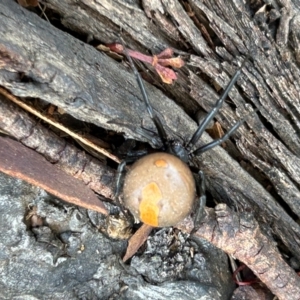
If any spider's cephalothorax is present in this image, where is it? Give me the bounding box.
[167,140,189,163]
[116,49,248,228]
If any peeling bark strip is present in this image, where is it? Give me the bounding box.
[0,136,108,215]
[0,95,116,199]
[1,0,300,296]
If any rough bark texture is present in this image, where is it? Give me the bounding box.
[1,0,300,299]
[0,95,116,200]
[177,205,300,300]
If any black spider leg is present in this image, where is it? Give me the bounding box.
[191,170,206,234]
[193,116,246,155]
[114,158,136,220]
[187,59,248,154]
[117,139,149,160]
[121,43,169,149]
[135,127,162,149]
[115,160,128,202]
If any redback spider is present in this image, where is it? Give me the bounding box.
[115,47,248,230]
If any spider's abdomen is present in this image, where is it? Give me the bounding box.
[123,152,196,227]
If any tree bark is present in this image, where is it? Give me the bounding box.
[1,0,300,297]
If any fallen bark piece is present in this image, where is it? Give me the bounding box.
[176,204,300,300]
[123,224,153,262]
[0,136,108,215]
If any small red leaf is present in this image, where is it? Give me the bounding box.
[156,48,174,59]
[105,44,183,84]
[155,64,178,84]
[106,43,124,54]
[158,57,185,68]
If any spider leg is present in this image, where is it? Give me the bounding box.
[192,107,257,155]
[135,127,162,149]
[115,160,127,205]
[114,158,138,221]
[191,170,206,234]
[187,58,248,150]
[192,118,244,155]
[115,151,148,200]
[121,43,169,149]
